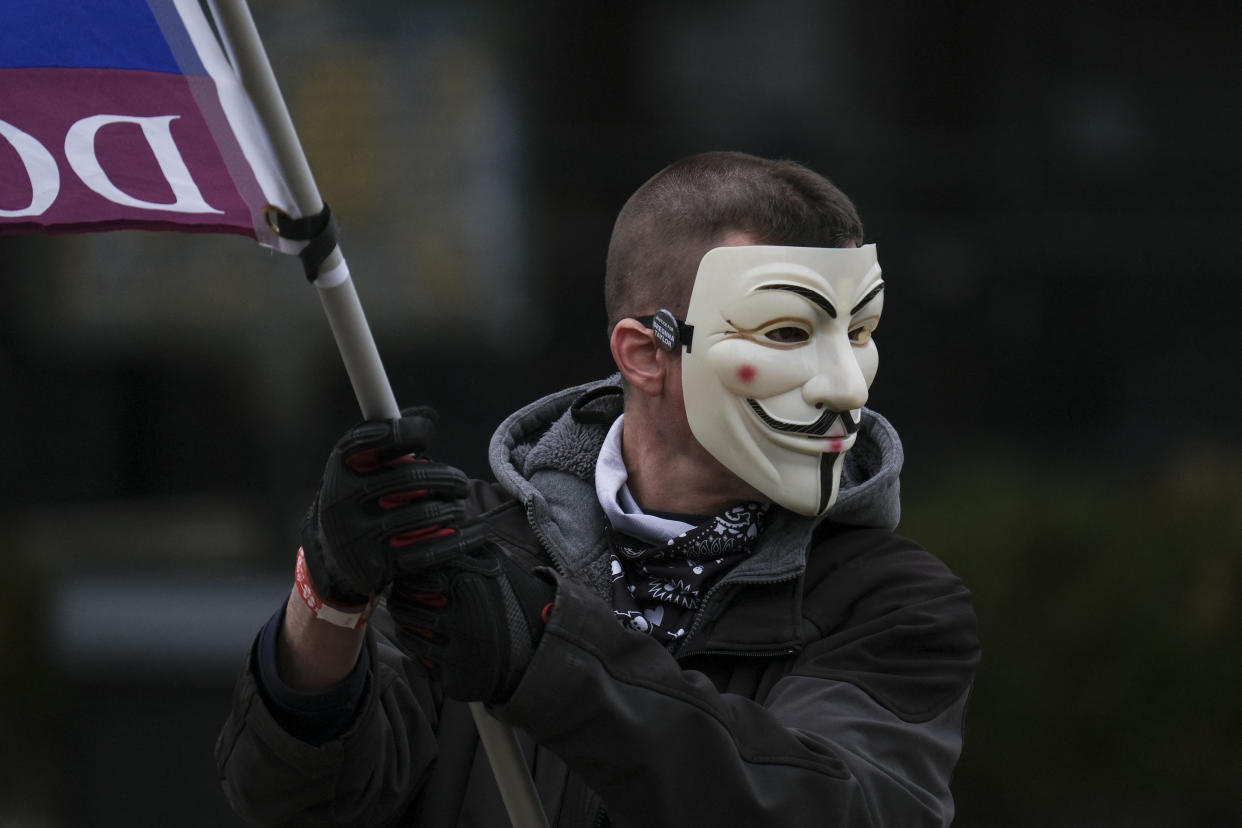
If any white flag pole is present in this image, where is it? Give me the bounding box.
[206,0,395,419]
[206,2,549,825]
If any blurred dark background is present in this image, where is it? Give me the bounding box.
[3,0,1239,825]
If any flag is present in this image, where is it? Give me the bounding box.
[0,0,294,245]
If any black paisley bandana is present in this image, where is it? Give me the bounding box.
[609,502,770,650]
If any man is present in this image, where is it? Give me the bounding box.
[216,151,980,827]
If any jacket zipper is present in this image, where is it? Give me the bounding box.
[590,798,608,828]
[523,497,801,825]
[524,494,571,577]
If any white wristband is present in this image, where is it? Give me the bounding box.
[294,547,376,629]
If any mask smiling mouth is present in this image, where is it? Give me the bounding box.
[745,399,860,437]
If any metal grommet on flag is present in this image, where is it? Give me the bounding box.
[265,203,339,282]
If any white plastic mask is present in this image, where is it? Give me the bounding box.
[680,245,884,516]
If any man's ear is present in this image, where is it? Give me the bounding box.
[610,318,667,397]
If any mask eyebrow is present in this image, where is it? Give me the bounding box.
[756,284,837,319]
[849,282,885,316]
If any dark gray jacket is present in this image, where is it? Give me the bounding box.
[216,376,979,827]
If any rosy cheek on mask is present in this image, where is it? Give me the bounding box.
[709,339,817,399]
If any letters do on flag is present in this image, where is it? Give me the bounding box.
[0,0,294,245]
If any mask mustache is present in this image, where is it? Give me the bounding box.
[746,400,860,437]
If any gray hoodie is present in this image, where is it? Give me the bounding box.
[487,373,905,605]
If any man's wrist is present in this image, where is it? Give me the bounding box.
[256,603,371,739]
[294,546,378,629]
[279,583,369,692]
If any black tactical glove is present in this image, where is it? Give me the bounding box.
[390,543,555,705]
[301,408,486,606]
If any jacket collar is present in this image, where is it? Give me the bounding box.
[487,375,904,594]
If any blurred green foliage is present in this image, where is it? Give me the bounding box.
[903,448,1242,827]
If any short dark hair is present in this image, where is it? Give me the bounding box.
[604,151,864,330]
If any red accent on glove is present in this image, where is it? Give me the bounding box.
[389,526,456,547]
[407,590,450,608]
[346,450,422,474]
[378,489,429,509]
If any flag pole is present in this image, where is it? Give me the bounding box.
[206,2,549,825]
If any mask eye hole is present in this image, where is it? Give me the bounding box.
[763,325,810,344]
[849,318,879,345]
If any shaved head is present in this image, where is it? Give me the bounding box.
[604,151,864,331]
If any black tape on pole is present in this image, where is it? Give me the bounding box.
[265,203,339,281]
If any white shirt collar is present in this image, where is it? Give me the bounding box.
[594,414,697,544]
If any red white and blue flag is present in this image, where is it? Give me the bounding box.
[0,0,293,245]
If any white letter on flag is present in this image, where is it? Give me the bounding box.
[64,114,224,214]
[0,119,60,218]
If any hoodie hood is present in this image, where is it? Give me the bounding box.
[489,374,904,535]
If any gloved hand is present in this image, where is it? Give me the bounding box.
[390,543,555,705]
[300,407,486,606]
